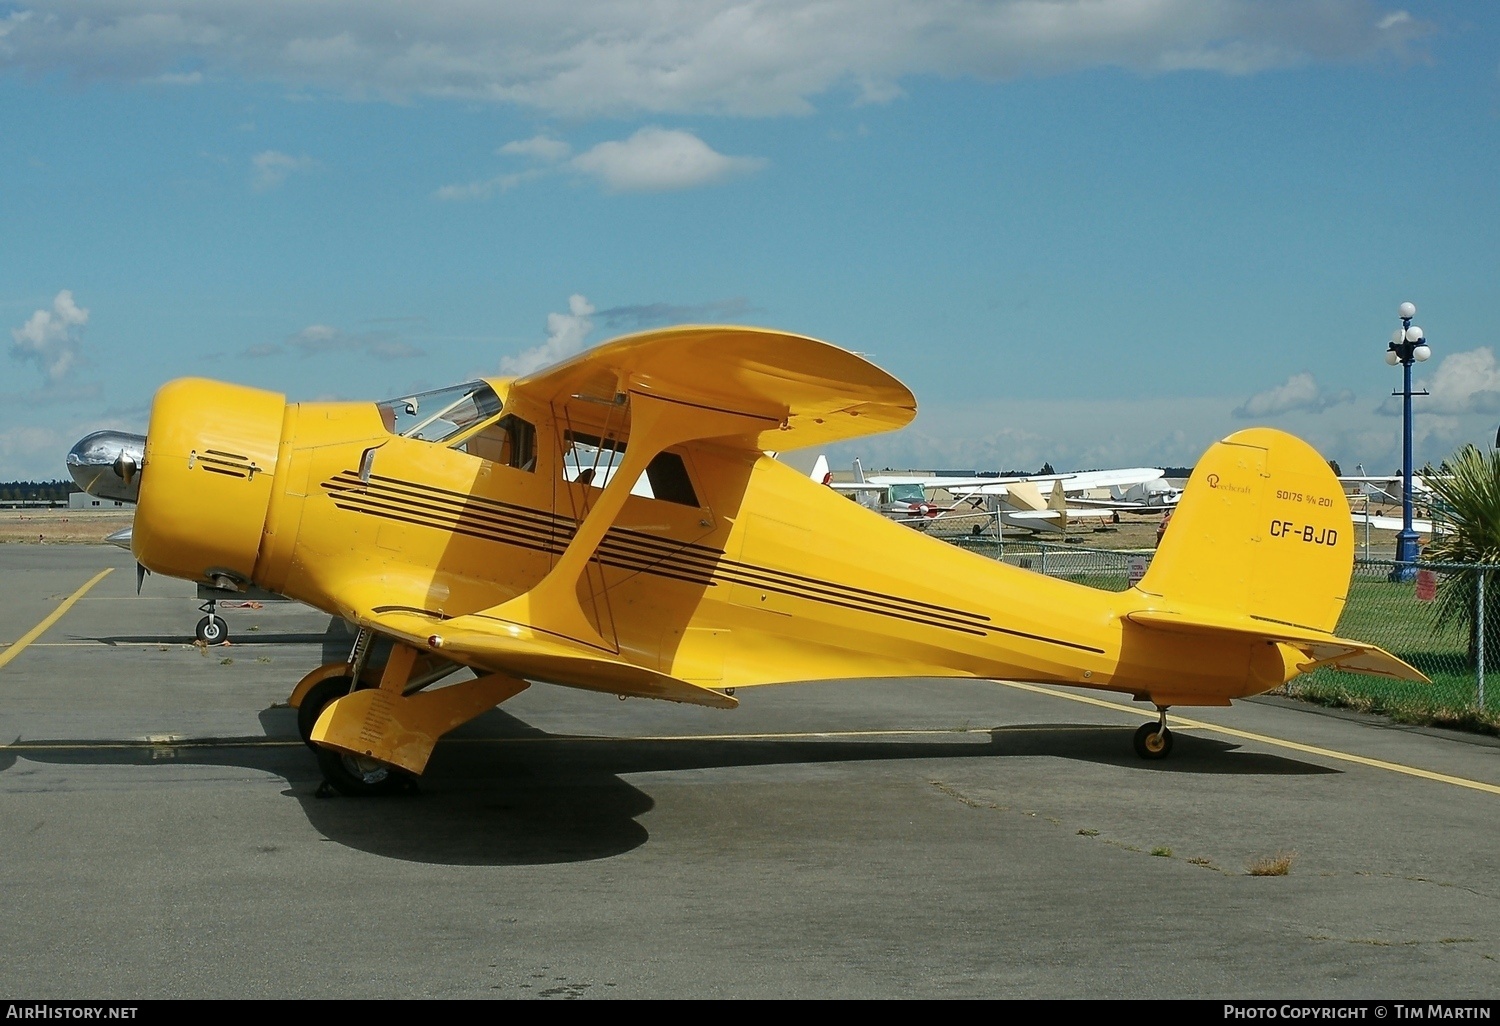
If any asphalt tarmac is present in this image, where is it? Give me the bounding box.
[1,544,1497,1000]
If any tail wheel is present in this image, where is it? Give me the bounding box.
[1133,722,1174,760]
[297,675,409,797]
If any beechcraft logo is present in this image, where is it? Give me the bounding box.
[1205,472,1251,495]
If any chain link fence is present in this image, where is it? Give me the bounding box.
[1286,558,1498,729]
[951,538,1499,730]
[953,538,1149,592]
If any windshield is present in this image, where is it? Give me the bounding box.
[377,382,501,443]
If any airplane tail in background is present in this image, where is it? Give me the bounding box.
[809,454,831,485]
[1132,428,1427,688]
[1042,480,1069,529]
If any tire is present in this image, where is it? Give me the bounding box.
[315,745,407,798]
[297,676,354,748]
[298,675,408,797]
[1133,722,1174,760]
[195,614,228,644]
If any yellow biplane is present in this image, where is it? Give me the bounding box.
[128,325,1425,794]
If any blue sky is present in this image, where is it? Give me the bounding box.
[2,1,1497,480]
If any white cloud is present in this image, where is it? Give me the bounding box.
[434,168,546,201]
[0,424,75,481]
[437,128,761,198]
[571,127,765,192]
[499,294,595,376]
[151,70,201,85]
[597,298,751,329]
[243,324,422,360]
[1384,347,1500,417]
[500,134,571,161]
[251,150,319,191]
[10,290,88,384]
[0,408,143,480]
[0,2,1429,117]
[1233,372,1354,418]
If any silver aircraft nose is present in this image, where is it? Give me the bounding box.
[66,430,147,503]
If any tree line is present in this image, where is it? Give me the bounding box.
[0,480,73,501]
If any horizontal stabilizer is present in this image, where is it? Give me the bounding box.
[1004,508,1117,521]
[361,608,739,709]
[1127,608,1429,683]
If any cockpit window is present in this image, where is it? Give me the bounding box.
[454,414,536,471]
[377,382,500,443]
[562,431,699,507]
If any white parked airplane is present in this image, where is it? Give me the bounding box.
[1339,464,1436,535]
[809,456,1167,535]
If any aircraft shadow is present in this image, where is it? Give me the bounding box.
[0,709,1334,867]
[75,632,335,648]
[71,618,387,661]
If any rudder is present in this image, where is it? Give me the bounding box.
[1137,427,1353,634]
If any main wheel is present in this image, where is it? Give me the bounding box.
[1133,722,1174,760]
[195,614,228,644]
[297,675,407,796]
[315,745,407,797]
[297,675,355,748]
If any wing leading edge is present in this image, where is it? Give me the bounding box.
[510,325,916,452]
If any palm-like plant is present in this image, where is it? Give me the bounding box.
[1420,444,1500,667]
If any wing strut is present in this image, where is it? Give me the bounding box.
[478,390,775,652]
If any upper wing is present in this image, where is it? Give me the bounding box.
[339,326,914,700]
[510,324,915,452]
[950,468,1166,498]
[1058,467,1164,491]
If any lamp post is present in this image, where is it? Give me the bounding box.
[1385,300,1431,582]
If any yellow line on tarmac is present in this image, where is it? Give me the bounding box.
[0,727,1010,755]
[518,727,1002,743]
[6,678,1493,798]
[997,679,1500,797]
[2,738,303,752]
[0,568,114,670]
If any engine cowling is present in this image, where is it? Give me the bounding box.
[133,378,285,589]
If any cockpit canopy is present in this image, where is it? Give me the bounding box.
[377,381,500,443]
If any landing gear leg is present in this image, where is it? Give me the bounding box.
[1133,707,1174,760]
[301,636,526,798]
[302,671,411,797]
[298,628,411,797]
[195,597,228,644]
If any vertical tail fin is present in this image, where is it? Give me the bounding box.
[1137,427,1350,630]
[1048,479,1067,510]
[809,454,831,485]
[1131,427,1427,688]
